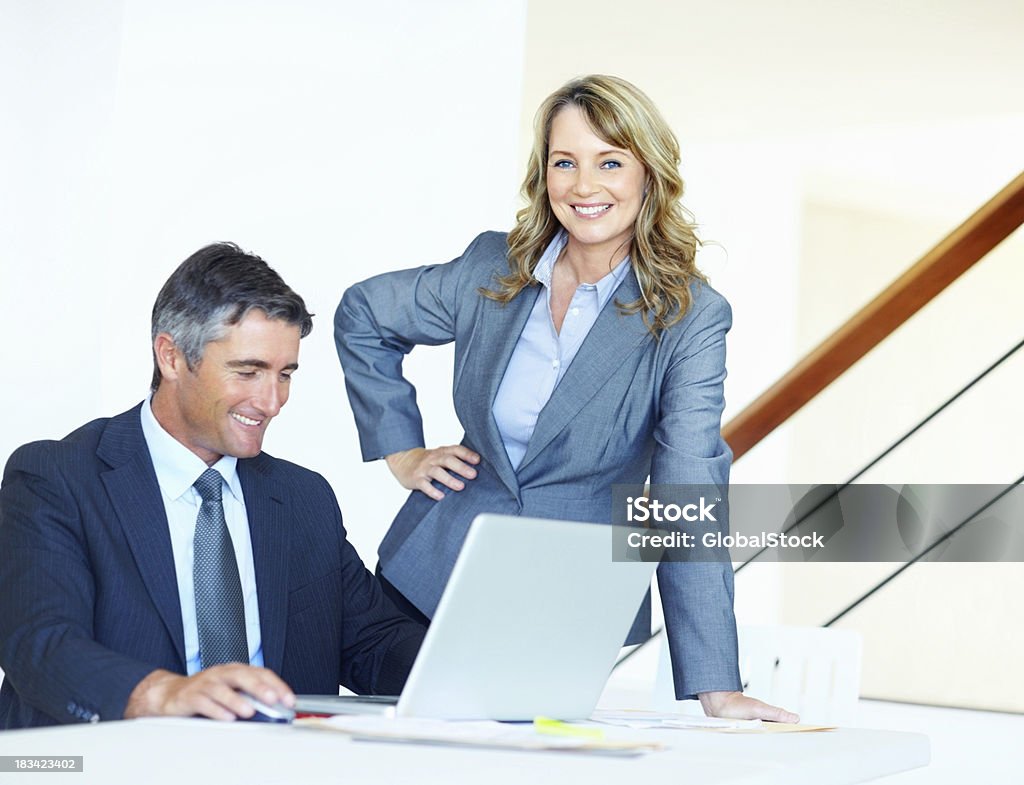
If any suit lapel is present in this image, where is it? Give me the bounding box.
[518,272,652,473]
[457,285,541,500]
[98,406,186,668]
[238,456,289,675]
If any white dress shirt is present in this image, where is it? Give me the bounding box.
[492,231,632,469]
[140,396,264,675]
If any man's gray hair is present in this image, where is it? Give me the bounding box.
[150,242,313,391]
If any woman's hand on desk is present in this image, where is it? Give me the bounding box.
[698,691,800,724]
[385,446,480,501]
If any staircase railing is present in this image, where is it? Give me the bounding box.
[722,170,1024,461]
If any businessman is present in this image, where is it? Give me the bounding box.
[0,243,425,728]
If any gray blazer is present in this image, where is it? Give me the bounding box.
[335,231,741,698]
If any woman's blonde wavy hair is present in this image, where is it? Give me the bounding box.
[483,74,706,335]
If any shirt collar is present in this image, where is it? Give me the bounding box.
[533,231,569,288]
[595,252,633,308]
[140,395,242,504]
[533,230,633,308]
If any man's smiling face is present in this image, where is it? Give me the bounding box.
[152,309,300,465]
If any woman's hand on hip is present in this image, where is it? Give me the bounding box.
[385,446,481,500]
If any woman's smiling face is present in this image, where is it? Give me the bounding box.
[546,105,647,261]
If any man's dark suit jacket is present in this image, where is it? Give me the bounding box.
[0,404,425,729]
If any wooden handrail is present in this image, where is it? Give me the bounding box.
[724,169,1024,460]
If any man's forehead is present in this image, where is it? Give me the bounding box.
[223,357,299,370]
[217,310,300,335]
[203,312,301,357]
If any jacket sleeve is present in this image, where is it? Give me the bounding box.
[334,233,491,462]
[650,291,743,699]
[0,443,155,724]
[312,474,425,694]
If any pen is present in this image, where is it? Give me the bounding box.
[533,716,605,740]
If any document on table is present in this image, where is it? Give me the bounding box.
[591,709,836,733]
[296,715,664,756]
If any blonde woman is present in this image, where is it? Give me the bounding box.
[336,75,795,721]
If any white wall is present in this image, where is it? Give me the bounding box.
[0,0,528,562]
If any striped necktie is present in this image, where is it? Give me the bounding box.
[192,468,248,668]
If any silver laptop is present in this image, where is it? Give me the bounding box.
[296,513,660,720]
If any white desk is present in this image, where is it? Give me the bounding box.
[0,716,927,784]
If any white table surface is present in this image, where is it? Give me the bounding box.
[0,715,928,785]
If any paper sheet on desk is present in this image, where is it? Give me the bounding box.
[591,710,835,733]
[296,715,664,756]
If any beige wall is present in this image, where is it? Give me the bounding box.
[781,197,1024,711]
[523,0,1024,711]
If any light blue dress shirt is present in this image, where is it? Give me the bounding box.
[140,396,264,675]
[492,231,632,469]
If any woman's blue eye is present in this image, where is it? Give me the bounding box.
[552,160,574,169]
[601,160,622,169]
